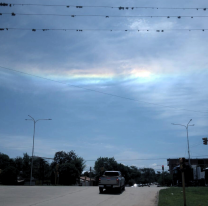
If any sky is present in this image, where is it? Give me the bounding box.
[0,0,208,172]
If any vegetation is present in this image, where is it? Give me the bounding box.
[0,152,171,186]
[51,151,85,185]
[94,157,169,186]
[158,187,208,206]
[157,171,172,186]
[0,151,85,185]
[0,166,17,185]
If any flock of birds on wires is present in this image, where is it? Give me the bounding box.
[0,2,208,32]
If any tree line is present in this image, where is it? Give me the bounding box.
[0,152,171,185]
[93,157,171,186]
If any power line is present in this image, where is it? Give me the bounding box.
[1,3,207,11]
[2,12,208,19]
[33,155,208,162]
[0,27,207,32]
[1,65,208,114]
[31,156,172,161]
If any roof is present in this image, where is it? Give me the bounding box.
[80,176,95,182]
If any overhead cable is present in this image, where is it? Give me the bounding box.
[1,12,208,19]
[0,3,207,11]
[0,27,207,32]
[1,65,208,114]
[32,155,208,162]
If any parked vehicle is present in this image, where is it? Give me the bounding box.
[99,171,125,193]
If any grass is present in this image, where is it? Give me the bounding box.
[158,187,208,206]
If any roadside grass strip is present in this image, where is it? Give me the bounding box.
[158,187,208,206]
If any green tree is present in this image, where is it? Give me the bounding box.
[0,153,18,184]
[94,158,142,185]
[32,157,50,184]
[0,153,10,170]
[155,171,161,183]
[22,153,31,179]
[94,157,118,177]
[138,168,155,184]
[51,150,85,185]
[158,171,172,186]
[129,166,141,181]
[14,157,23,173]
[59,163,80,185]
[83,171,90,177]
[0,166,17,185]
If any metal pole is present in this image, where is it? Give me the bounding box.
[26,115,52,186]
[182,171,187,206]
[90,167,91,186]
[186,126,191,166]
[172,119,194,167]
[30,120,36,185]
[179,158,186,206]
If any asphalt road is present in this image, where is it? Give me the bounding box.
[0,185,166,206]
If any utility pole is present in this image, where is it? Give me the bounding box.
[179,158,187,206]
[172,119,194,166]
[90,167,92,186]
[162,165,164,186]
[25,115,52,186]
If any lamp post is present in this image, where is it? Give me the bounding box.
[172,119,194,166]
[25,115,52,185]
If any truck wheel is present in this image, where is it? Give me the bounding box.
[99,188,103,194]
[123,185,125,191]
[119,186,122,193]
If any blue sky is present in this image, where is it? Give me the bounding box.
[0,0,208,172]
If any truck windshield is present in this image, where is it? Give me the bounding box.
[104,172,119,176]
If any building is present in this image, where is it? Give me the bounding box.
[80,176,96,186]
[167,158,208,175]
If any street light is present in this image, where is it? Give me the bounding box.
[25,115,52,186]
[172,119,194,166]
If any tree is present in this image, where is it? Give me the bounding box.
[32,157,50,184]
[59,163,80,185]
[155,171,161,183]
[0,153,10,170]
[83,171,90,177]
[158,171,172,186]
[94,157,142,185]
[0,166,17,185]
[51,150,85,185]
[22,153,31,179]
[94,157,118,177]
[138,168,155,183]
[0,153,18,185]
[14,157,23,173]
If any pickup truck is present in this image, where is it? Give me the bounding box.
[99,171,125,193]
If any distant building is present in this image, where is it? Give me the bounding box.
[80,176,96,186]
[167,158,208,175]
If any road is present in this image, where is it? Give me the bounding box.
[0,185,166,206]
